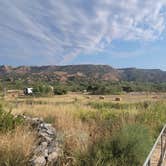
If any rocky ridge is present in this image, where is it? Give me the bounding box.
[0,65,166,83]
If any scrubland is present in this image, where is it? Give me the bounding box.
[1,93,166,166]
[0,103,37,166]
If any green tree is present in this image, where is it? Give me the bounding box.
[33,84,53,96]
[54,86,67,95]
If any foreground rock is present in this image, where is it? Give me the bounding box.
[17,115,62,166]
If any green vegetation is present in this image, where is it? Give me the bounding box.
[87,82,122,95]
[76,124,153,166]
[72,101,166,165]
[1,76,166,96]
[0,103,36,166]
[0,65,166,95]
[86,81,166,95]
[54,85,68,95]
[0,104,23,132]
[33,83,53,96]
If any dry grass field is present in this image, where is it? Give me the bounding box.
[0,125,37,166]
[1,92,166,165]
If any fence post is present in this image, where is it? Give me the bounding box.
[161,134,163,162]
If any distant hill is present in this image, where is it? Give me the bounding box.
[0,65,120,84]
[119,68,166,82]
[0,65,166,84]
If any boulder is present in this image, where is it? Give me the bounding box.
[48,152,58,162]
[31,156,46,166]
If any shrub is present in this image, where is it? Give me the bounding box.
[33,84,53,96]
[0,105,23,132]
[122,86,134,92]
[76,124,153,166]
[54,87,67,95]
[109,124,153,165]
[87,84,122,95]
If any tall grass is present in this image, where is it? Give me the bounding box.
[9,96,166,165]
[75,124,153,166]
[0,102,37,166]
[0,125,37,166]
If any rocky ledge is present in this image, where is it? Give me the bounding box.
[17,115,62,166]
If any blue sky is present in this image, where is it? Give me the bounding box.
[0,0,166,70]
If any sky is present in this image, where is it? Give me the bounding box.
[0,0,166,70]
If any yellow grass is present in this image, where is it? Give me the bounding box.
[4,93,166,164]
[0,125,37,166]
[12,103,100,155]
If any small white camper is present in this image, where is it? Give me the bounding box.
[24,88,33,95]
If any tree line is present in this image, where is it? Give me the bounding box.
[1,80,166,96]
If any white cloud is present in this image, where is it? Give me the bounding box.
[0,0,166,65]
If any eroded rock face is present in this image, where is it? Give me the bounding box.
[17,115,62,166]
